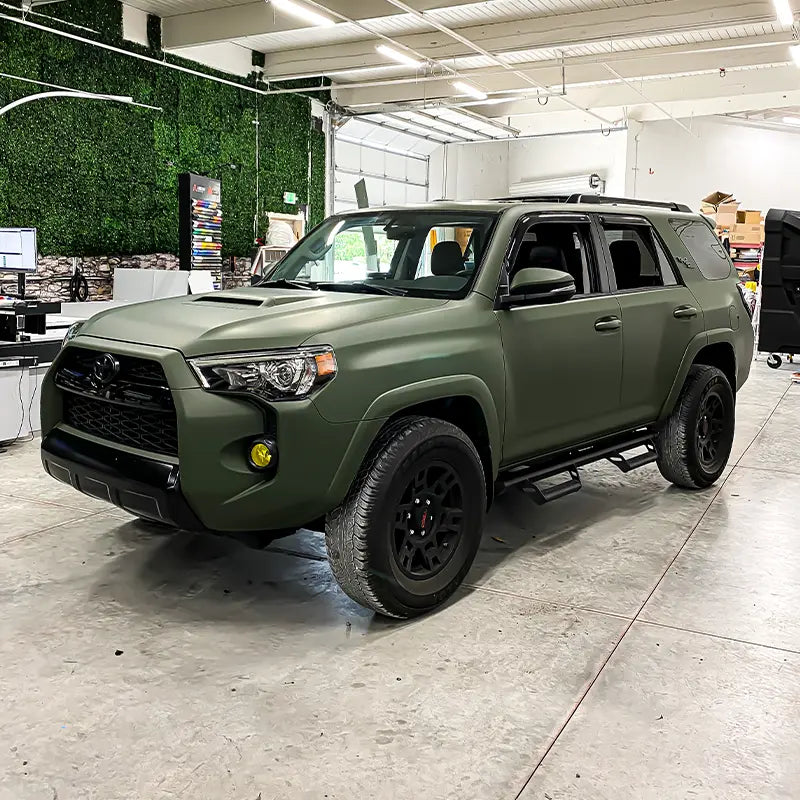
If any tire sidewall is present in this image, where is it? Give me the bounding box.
[363,430,485,614]
[685,372,735,485]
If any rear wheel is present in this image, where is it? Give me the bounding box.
[325,416,486,618]
[656,365,735,489]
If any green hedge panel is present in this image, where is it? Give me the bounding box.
[0,11,324,257]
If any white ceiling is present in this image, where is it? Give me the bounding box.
[124,0,800,138]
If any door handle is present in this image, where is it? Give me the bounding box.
[595,316,622,332]
[673,306,698,319]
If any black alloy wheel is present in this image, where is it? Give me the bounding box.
[695,389,727,471]
[392,462,464,579]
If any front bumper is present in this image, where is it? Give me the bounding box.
[41,337,386,532]
[41,428,204,530]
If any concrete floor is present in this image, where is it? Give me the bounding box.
[1,359,799,800]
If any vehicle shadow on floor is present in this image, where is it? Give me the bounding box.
[87,462,711,630]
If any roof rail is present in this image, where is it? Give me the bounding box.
[566,194,693,213]
[494,195,572,203]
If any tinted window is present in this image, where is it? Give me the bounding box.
[510,221,598,295]
[670,219,732,280]
[601,221,677,290]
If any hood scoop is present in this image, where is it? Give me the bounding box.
[194,295,264,307]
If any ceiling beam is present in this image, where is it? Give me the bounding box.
[162,0,455,49]
[332,39,796,107]
[485,63,800,120]
[262,0,777,77]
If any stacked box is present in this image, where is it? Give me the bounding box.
[700,191,739,231]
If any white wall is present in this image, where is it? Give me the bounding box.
[428,128,628,200]
[630,117,800,211]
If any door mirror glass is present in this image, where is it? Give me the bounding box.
[504,267,577,306]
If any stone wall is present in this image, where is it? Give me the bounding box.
[0,254,252,300]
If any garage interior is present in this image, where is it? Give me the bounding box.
[1,0,800,798]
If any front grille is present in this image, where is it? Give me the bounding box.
[56,347,178,457]
[63,393,179,456]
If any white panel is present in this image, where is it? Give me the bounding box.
[384,152,406,179]
[383,181,407,205]
[336,140,363,171]
[166,42,253,76]
[360,148,386,173]
[122,3,150,46]
[406,159,428,185]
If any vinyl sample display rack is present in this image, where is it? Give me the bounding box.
[178,173,222,271]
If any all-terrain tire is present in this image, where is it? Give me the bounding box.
[656,365,735,489]
[325,416,486,618]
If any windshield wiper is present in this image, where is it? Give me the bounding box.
[261,278,318,290]
[316,282,407,296]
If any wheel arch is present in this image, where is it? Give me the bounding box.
[325,377,501,513]
[659,333,738,421]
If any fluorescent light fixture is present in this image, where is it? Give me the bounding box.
[782,115,800,125]
[452,81,488,101]
[376,44,422,69]
[773,0,794,25]
[271,0,335,27]
[792,44,800,65]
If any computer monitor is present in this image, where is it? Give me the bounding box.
[0,228,37,273]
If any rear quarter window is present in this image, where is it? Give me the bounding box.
[670,219,732,280]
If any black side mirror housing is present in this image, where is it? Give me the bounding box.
[500,267,577,307]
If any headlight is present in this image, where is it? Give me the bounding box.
[62,320,85,349]
[189,347,337,401]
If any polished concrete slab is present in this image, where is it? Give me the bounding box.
[0,360,797,800]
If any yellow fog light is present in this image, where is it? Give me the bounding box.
[248,439,276,470]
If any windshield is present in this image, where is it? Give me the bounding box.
[261,210,498,298]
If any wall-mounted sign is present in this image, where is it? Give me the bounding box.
[283,191,298,205]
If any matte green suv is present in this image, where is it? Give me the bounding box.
[41,196,754,618]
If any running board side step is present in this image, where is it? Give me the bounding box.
[497,432,659,505]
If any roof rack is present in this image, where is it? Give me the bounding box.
[566,194,693,213]
[496,194,692,213]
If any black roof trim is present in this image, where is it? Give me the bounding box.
[494,194,693,213]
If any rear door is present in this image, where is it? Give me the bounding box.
[596,214,704,426]
[496,212,624,463]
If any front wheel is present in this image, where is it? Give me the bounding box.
[325,416,486,618]
[656,365,735,489]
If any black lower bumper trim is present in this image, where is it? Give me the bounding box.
[41,428,205,531]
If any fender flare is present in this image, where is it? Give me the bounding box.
[658,329,736,421]
[324,375,503,508]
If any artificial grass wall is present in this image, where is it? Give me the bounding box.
[0,3,326,257]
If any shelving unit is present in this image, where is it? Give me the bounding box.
[178,173,223,272]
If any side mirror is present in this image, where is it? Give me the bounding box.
[501,267,577,307]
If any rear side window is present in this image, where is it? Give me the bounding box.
[671,219,732,280]
[600,220,678,290]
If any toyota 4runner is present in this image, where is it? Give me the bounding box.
[41,196,754,618]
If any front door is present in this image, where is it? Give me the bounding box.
[597,214,704,425]
[496,213,625,465]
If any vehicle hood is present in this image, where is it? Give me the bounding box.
[78,287,448,357]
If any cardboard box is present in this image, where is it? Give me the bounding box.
[715,211,737,230]
[737,210,762,225]
[730,225,762,244]
[701,191,739,214]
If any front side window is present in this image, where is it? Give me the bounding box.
[263,211,497,298]
[670,219,732,280]
[509,220,598,295]
[601,220,678,290]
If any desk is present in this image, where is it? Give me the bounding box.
[0,338,61,443]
